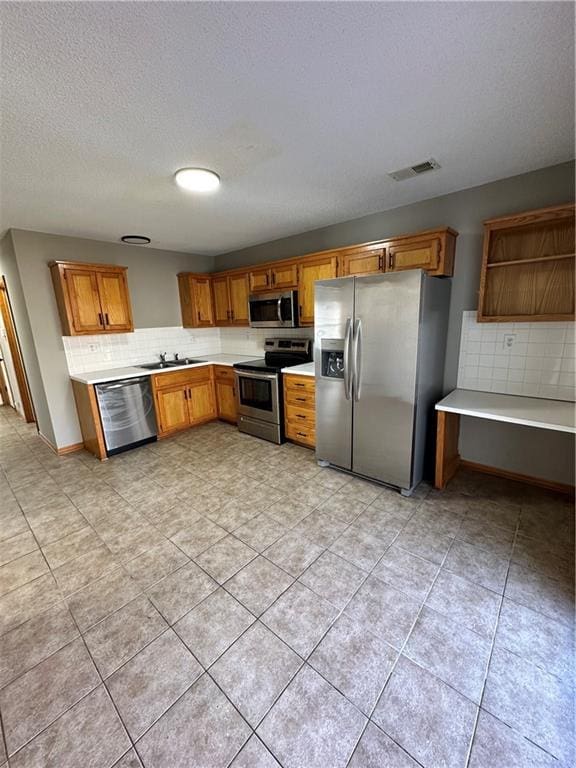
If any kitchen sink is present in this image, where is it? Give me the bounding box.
[138,362,173,370]
[138,359,204,370]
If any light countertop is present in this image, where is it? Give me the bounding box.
[436,389,575,434]
[281,362,315,377]
[70,354,258,385]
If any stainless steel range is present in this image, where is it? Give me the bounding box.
[234,337,312,443]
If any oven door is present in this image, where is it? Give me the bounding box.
[249,291,298,327]
[235,370,280,424]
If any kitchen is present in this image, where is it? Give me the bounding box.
[0,3,574,768]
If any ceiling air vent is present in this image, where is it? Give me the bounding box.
[388,158,441,182]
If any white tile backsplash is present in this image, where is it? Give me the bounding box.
[64,326,221,373]
[63,325,314,374]
[457,312,576,402]
[219,326,313,356]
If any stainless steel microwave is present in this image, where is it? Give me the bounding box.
[248,291,299,327]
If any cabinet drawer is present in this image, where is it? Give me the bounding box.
[284,375,315,395]
[285,404,316,427]
[285,421,315,448]
[213,365,235,383]
[285,389,315,409]
[152,365,212,389]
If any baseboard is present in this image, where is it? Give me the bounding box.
[459,459,575,497]
[38,432,84,456]
[57,442,84,455]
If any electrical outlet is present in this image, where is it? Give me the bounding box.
[503,334,516,349]
[88,343,99,353]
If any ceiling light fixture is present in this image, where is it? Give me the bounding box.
[175,167,220,193]
[121,235,151,245]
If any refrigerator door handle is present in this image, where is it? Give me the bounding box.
[353,318,363,401]
[344,317,353,400]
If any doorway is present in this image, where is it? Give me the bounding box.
[0,276,35,423]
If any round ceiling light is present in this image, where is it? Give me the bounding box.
[121,235,151,245]
[175,167,220,193]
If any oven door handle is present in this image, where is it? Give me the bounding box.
[234,369,278,381]
[277,297,284,325]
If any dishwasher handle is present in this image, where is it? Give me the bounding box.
[97,377,150,391]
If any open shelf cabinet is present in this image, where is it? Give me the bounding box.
[477,203,575,322]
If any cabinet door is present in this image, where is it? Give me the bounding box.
[188,380,217,424]
[271,263,298,290]
[96,271,133,331]
[155,384,190,435]
[249,268,271,293]
[192,278,215,327]
[216,379,237,422]
[228,273,249,325]
[212,276,230,325]
[65,269,105,334]
[386,238,440,272]
[340,248,384,277]
[298,255,338,325]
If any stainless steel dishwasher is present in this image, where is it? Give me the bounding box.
[94,376,157,456]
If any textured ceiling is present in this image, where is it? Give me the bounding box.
[0,1,574,256]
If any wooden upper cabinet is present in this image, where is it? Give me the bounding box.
[297,254,338,325]
[211,275,231,325]
[65,270,105,334]
[248,263,298,293]
[249,267,272,293]
[209,273,249,326]
[178,274,214,328]
[228,273,249,325]
[271,263,298,290]
[385,229,456,276]
[95,271,133,331]
[339,246,385,277]
[49,261,133,336]
[477,203,575,323]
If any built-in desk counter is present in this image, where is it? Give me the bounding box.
[435,389,575,491]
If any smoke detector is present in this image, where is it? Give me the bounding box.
[388,158,441,182]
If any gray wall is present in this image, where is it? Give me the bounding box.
[8,230,210,448]
[0,231,55,444]
[216,162,576,484]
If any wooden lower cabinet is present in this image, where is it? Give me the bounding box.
[73,364,241,459]
[152,367,217,437]
[283,373,316,448]
[214,365,238,423]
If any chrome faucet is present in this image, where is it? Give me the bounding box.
[174,353,179,361]
[159,352,167,363]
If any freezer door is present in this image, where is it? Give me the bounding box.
[314,277,355,470]
[352,271,423,489]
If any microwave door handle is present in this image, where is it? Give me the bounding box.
[343,318,353,400]
[277,297,283,325]
[353,318,363,402]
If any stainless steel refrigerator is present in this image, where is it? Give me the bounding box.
[314,270,450,494]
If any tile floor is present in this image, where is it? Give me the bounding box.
[0,405,574,768]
